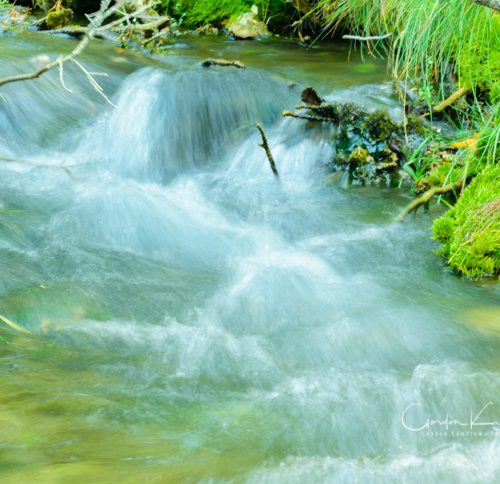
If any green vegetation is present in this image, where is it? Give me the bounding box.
[308,0,498,279]
[165,0,251,27]
[45,6,73,28]
[314,0,499,99]
[161,0,294,30]
[433,163,499,280]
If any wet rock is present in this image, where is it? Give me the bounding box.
[227,6,270,39]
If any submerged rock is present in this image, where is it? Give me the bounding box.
[227,6,269,39]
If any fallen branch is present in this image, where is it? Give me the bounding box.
[282,110,333,123]
[395,179,464,222]
[0,0,113,89]
[0,1,163,91]
[471,0,500,11]
[432,86,470,114]
[0,36,90,88]
[342,33,392,41]
[201,58,245,69]
[256,123,279,178]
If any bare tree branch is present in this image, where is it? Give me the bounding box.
[0,0,113,89]
[433,87,470,114]
[0,1,166,92]
[256,123,279,178]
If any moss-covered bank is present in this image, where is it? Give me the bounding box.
[433,163,499,280]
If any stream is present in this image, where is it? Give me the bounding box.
[0,33,499,482]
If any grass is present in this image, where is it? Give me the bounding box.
[313,0,499,103]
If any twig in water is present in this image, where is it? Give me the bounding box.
[58,58,74,94]
[71,58,116,106]
[256,123,279,178]
[395,179,464,222]
[282,110,332,123]
[201,58,246,69]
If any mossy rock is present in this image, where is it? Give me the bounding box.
[348,146,373,164]
[45,7,73,29]
[361,109,398,142]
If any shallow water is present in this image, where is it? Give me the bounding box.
[0,33,499,483]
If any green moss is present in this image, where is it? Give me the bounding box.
[348,146,373,164]
[433,163,500,280]
[162,0,290,29]
[45,7,73,29]
[405,114,425,135]
[362,109,397,142]
[433,216,454,244]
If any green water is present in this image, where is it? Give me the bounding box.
[0,33,499,483]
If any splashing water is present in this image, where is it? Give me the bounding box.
[0,34,499,483]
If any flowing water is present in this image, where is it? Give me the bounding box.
[0,33,499,483]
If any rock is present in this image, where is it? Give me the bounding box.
[227,6,269,39]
